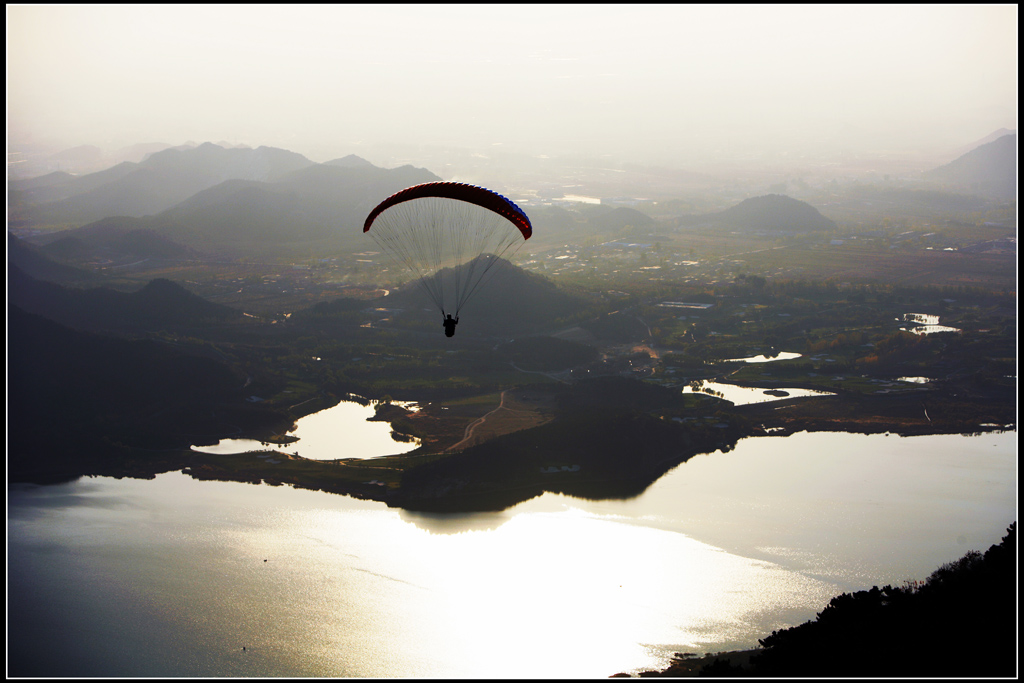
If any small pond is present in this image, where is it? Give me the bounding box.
[900,313,960,335]
[724,351,802,363]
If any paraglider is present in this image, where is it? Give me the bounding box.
[363,182,533,336]
[442,313,459,337]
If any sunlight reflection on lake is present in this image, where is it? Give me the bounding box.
[8,430,1016,678]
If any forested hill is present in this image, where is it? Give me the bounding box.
[370,255,591,335]
[675,194,837,233]
[714,194,838,232]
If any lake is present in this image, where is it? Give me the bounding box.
[191,397,421,460]
[8,429,1016,678]
[682,380,833,405]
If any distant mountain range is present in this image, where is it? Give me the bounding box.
[678,194,838,233]
[13,143,439,258]
[11,140,661,262]
[11,134,1012,269]
[10,142,317,225]
[923,133,1016,199]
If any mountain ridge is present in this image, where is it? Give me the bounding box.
[13,143,442,256]
[10,142,319,226]
[923,133,1016,199]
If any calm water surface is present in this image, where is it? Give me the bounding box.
[8,430,1016,678]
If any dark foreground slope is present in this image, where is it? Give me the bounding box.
[7,305,290,483]
[640,523,1017,678]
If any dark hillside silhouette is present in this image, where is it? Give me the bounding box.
[751,523,1016,677]
[380,255,588,335]
[8,305,286,483]
[9,266,241,334]
[7,233,98,284]
[684,523,1018,678]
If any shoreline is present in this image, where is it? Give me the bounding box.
[613,649,761,678]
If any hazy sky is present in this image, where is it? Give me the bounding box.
[6,4,1018,164]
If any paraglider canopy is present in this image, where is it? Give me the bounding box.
[363,182,532,320]
[364,182,532,239]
